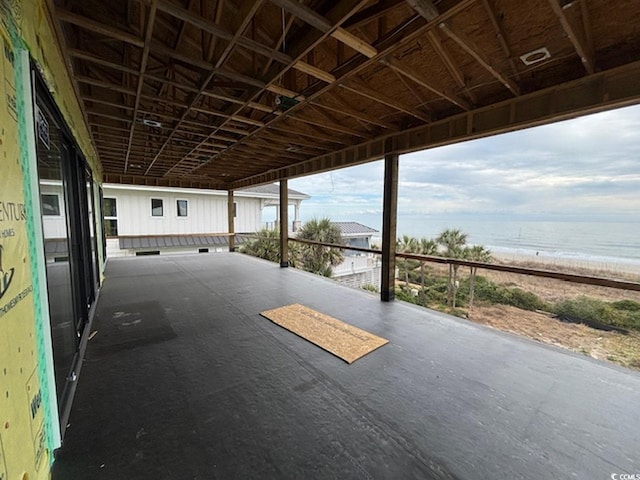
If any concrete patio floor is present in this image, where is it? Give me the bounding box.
[52,253,640,479]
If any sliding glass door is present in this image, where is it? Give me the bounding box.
[34,69,100,425]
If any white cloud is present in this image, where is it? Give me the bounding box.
[290,104,640,220]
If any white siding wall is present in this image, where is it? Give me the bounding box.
[40,183,67,239]
[102,187,263,235]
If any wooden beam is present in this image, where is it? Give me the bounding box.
[404,0,439,20]
[266,84,303,99]
[293,113,368,138]
[268,125,347,145]
[125,0,158,174]
[155,0,291,64]
[272,0,377,58]
[548,0,595,74]
[344,0,405,29]
[404,0,518,96]
[69,48,139,75]
[341,81,431,122]
[480,0,520,80]
[263,131,333,151]
[76,75,136,95]
[381,152,398,302]
[230,61,640,189]
[56,8,144,47]
[439,22,520,96]
[311,100,395,129]
[87,110,133,123]
[293,61,336,83]
[385,58,471,110]
[83,97,135,111]
[269,0,333,32]
[331,28,378,58]
[426,31,465,89]
[150,40,266,89]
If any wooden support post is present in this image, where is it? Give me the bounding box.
[381,153,398,302]
[279,180,289,267]
[228,190,235,251]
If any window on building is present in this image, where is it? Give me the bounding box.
[41,194,60,216]
[104,197,118,236]
[177,199,188,217]
[233,202,237,218]
[151,198,163,216]
[104,197,117,217]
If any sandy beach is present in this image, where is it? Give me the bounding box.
[491,250,640,278]
[414,253,640,370]
[468,254,640,370]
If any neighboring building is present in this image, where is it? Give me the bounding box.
[41,182,309,259]
[101,183,309,257]
[331,222,382,290]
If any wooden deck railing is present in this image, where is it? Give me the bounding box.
[288,237,640,292]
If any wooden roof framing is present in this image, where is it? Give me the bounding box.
[50,0,640,189]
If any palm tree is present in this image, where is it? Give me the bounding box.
[419,238,438,290]
[436,229,468,307]
[464,245,492,309]
[240,227,280,262]
[397,235,419,287]
[297,218,344,277]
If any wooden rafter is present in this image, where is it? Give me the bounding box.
[191,0,474,179]
[147,0,266,176]
[174,0,370,177]
[124,0,157,173]
[341,81,431,122]
[384,58,471,110]
[426,31,464,89]
[405,0,520,96]
[311,100,396,129]
[480,0,520,81]
[439,22,521,96]
[48,0,640,187]
[56,7,144,46]
[548,0,595,74]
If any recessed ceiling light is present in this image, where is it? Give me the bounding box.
[142,119,162,128]
[520,47,551,66]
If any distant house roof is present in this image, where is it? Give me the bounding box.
[332,222,379,236]
[240,184,309,199]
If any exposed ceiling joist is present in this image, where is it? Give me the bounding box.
[124,0,158,173]
[341,81,431,122]
[49,0,640,187]
[404,0,520,96]
[548,0,595,74]
[385,58,471,110]
[56,7,144,47]
[439,22,521,96]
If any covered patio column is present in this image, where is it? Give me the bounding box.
[227,190,235,251]
[381,153,399,302]
[279,180,289,267]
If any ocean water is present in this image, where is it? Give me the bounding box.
[313,212,640,267]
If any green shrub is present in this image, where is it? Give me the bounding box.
[395,287,418,305]
[611,300,640,312]
[503,288,549,311]
[471,276,547,311]
[554,296,640,331]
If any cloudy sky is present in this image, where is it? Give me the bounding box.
[286,104,640,226]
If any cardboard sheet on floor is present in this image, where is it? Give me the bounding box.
[260,304,388,364]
